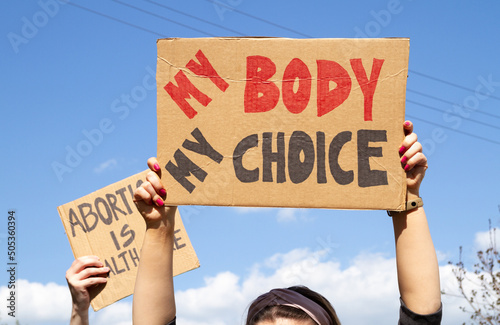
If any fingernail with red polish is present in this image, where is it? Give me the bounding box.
[156,198,164,206]
[159,188,167,196]
[401,156,408,164]
[154,163,160,171]
[399,146,406,154]
[404,164,410,172]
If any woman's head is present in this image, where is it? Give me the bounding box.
[246,286,341,325]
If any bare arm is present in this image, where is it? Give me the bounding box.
[392,121,441,315]
[133,158,176,325]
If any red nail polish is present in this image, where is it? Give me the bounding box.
[159,188,167,196]
[404,164,410,171]
[154,163,160,171]
[399,146,406,154]
[156,198,164,206]
[401,156,408,164]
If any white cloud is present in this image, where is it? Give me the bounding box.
[233,207,310,223]
[1,249,478,325]
[174,249,466,325]
[232,207,272,214]
[440,254,500,324]
[435,249,449,263]
[92,301,132,325]
[474,227,500,252]
[276,208,297,222]
[0,280,132,325]
[440,264,490,324]
[0,279,71,324]
[93,158,118,174]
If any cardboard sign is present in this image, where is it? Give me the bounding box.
[157,38,409,210]
[58,170,199,311]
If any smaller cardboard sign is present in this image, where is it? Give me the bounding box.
[58,170,199,311]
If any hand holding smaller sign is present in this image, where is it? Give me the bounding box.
[66,256,109,324]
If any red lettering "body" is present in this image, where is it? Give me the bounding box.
[244,56,384,121]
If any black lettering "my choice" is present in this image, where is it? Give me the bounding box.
[233,130,388,187]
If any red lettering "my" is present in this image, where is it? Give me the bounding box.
[164,50,229,119]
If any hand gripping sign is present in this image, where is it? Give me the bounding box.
[157,38,410,210]
[58,170,199,311]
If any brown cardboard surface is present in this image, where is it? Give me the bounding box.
[157,38,409,210]
[58,170,199,311]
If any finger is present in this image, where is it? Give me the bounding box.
[404,151,428,172]
[399,132,418,155]
[69,266,110,285]
[67,256,103,277]
[134,186,154,205]
[400,141,422,166]
[139,181,164,207]
[403,120,413,135]
[147,157,161,176]
[146,171,167,198]
[78,276,108,289]
[78,266,110,280]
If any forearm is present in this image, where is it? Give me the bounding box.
[70,306,88,325]
[133,208,176,325]
[392,206,441,314]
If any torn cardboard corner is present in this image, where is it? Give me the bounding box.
[58,170,199,311]
[156,37,409,211]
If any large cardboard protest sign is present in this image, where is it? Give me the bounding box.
[157,38,409,210]
[58,170,199,311]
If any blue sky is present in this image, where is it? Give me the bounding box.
[1,1,500,324]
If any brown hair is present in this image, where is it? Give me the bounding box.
[246,285,341,325]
